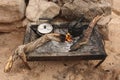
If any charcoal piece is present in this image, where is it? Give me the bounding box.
[68,23,89,37]
[68,16,89,37]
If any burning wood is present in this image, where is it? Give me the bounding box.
[65,33,73,42]
[4,33,66,72]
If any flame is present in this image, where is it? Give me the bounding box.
[66,33,72,42]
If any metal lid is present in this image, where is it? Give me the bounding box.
[37,23,53,34]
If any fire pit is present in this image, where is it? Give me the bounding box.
[23,17,107,68]
[4,0,111,72]
[4,15,107,72]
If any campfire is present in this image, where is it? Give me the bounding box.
[4,15,107,72]
[65,33,72,42]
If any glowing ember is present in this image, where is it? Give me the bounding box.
[66,33,73,42]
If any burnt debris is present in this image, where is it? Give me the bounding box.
[59,34,66,42]
[68,16,89,38]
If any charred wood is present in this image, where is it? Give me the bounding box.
[70,15,103,51]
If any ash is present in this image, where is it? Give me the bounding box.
[36,41,73,53]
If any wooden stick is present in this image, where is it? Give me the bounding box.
[70,15,103,51]
[19,55,31,70]
[4,33,66,72]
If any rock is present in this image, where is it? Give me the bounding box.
[0,0,26,23]
[118,75,120,80]
[61,0,111,21]
[0,21,23,32]
[97,15,111,26]
[26,0,60,21]
[97,15,111,40]
[112,0,120,16]
[22,18,31,27]
[101,15,120,74]
[113,0,119,9]
[105,0,113,5]
[106,17,120,54]
[75,75,84,80]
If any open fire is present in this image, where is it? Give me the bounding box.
[65,33,73,42]
[4,15,106,72]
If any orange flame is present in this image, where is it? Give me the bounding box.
[66,33,72,42]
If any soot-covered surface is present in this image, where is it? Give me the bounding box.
[24,24,106,61]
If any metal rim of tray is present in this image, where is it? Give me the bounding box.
[23,24,107,62]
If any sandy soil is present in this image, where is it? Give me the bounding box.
[0,14,120,80]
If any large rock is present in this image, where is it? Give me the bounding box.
[26,0,60,21]
[106,17,120,54]
[97,15,111,40]
[112,0,120,16]
[101,17,120,70]
[61,0,111,21]
[0,0,26,23]
[0,21,24,32]
[105,0,113,5]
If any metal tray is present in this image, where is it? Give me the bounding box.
[24,23,107,67]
